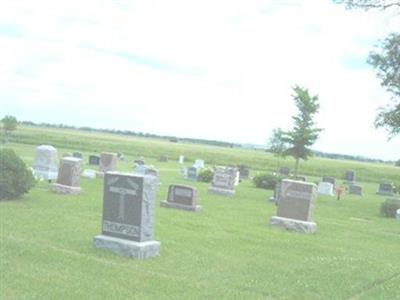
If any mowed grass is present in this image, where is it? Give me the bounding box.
[0,128,399,299]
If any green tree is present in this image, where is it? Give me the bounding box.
[268,128,287,167]
[281,86,322,176]
[334,1,400,138]
[1,115,18,142]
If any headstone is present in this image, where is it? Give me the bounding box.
[33,145,59,180]
[234,170,240,186]
[278,167,290,176]
[134,165,159,182]
[193,159,205,169]
[344,170,355,183]
[270,179,317,234]
[82,169,97,179]
[134,159,145,166]
[159,155,168,162]
[63,153,72,158]
[51,157,83,194]
[98,152,117,176]
[238,166,250,180]
[160,185,202,212]
[73,152,83,159]
[208,166,236,197]
[376,182,395,196]
[186,166,198,181]
[89,155,100,165]
[322,176,336,186]
[349,184,363,196]
[179,155,184,164]
[317,182,334,196]
[396,209,400,220]
[269,182,281,205]
[93,172,160,259]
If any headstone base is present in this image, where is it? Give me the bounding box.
[33,170,58,181]
[270,216,317,234]
[93,235,161,259]
[51,183,81,195]
[208,187,235,197]
[160,201,202,212]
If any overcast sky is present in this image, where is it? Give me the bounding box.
[1,0,399,160]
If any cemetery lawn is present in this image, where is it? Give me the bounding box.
[1,126,399,300]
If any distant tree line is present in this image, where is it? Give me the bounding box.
[20,120,239,148]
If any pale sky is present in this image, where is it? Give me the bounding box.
[1,0,399,160]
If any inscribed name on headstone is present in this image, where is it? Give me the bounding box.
[160,185,202,212]
[376,182,395,196]
[93,172,160,259]
[51,157,82,194]
[89,155,100,165]
[33,145,59,180]
[349,184,363,196]
[317,182,334,196]
[277,179,317,222]
[99,152,117,174]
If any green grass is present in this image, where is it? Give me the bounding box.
[1,127,400,299]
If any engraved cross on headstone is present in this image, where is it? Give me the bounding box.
[109,186,137,222]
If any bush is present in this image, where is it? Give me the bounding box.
[380,198,400,218]
[0,148,35,200]
[253,173,283,190]
[197,168,214,183]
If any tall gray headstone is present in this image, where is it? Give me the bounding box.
[51,157,82,195]
[98,152,117,176]
[208,166,236,197]
[93,172,160,259]
[160,185,202,212]
[270,179,317,234]
[186,166,198,181]
[344,170,355,183]
[33,145,59,180]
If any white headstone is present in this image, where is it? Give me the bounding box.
[33,145,59,180]
[179,155,184,164]
[234,170,240,186]
[194,159,205,169]
[82,169,97,179]
[317,182,334,196]
[397,209,400,220]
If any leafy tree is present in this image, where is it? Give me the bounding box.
[268,128,287,167]
[334,1,400,137]
[1,115,18,142]
[281,86,322,176]
[334,0,400,10]
[369,33,400,137]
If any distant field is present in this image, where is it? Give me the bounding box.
[1,126,399,299]
[6,125,400,183]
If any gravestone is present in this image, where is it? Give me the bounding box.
[349,184,363,196]
[194,159,205,169]
[278,167,290,176]
[160,185,202,212]
[234,170,240,186]
[134,159,145,166]
[82,169,97,179]
[269,182,281,205]
[270,179,317,234]
[397,209,400,220]
[159,155,168,162]
[98,152,117,176]
[51,157,83,194]
[322,176,336,186]
[186,166,198,181]
[73,152,83,159]
[134,165,159,182]
[238,166,250,180]
[93,172,160,259]
[179,155,184,164]
[317,182,334,196]
[89,155,100,165]
[208,166,236,197]
[376,182,395,196]
[63,152,72,157]
[33,145,59,180]
[344,170,355,183]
